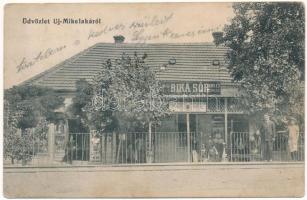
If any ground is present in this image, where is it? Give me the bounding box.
[3,162,305,198]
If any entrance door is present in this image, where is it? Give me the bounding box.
[190,114,200,162]
[196,114,226,162]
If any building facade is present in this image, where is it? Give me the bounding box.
[20,39,300,165]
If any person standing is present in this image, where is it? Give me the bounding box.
[261,114,276,161]
[287,118,300,161]
[63,135,74,164]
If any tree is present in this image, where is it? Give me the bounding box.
[215,2,304,126]
[5,85,65,131]
[81,53,169,163]
[67,79,94,131]
[4,85,64,164]
[4,126,33,164]
[84,52,169,132]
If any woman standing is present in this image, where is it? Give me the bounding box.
[288,118,300,161]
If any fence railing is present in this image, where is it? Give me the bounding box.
[4,131,304,167]
[229,131,304,162]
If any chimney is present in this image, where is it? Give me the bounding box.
[212,32,223,45]
[113,35,125,43]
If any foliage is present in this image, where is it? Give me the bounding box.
[4,85,64,163]
[32,118,49,141]
[216,2,304,125]
[5,84,65,130]
[4,127,34,164]
[4,119,49,164]
[67,79,94,130]
[83,53,169,132]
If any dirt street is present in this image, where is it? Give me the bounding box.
[3,163,304,198]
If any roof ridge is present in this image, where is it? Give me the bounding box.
[20,43,101,86]
[94,42,223,46]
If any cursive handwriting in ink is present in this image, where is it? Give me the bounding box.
[131,29,160,43]
[16,45,66,72]
[131,25,223,42]
[88,23,126,40]
[88,13,174,40]
[129,13,174,29]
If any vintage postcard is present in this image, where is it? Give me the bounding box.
[3,2,305,198]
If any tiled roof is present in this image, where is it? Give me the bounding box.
[24,43,233,91]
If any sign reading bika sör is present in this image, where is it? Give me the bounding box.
[164,81,221,95]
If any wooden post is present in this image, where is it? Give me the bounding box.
[100,133,104,163]
[230,119,234,161]
[186,113,190,162]
[116,134,122,164]
[112,132,116,163]
[64,120,69,144]
[147,121,153,163]
[224,98,228,144]
[224,98,228,162]
[149,122,152,151]
[48,123,55,162]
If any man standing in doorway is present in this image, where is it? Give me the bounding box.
[261,114,276,161]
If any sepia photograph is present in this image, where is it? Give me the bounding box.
[3,2,305,198]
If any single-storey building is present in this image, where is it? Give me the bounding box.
[20,36,294,164]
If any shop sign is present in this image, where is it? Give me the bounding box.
[169,102,207,112]
[164,81,221,95]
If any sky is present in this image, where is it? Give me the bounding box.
[4,3,234,88]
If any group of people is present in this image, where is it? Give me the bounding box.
[199,133,227,162]
[199,114,301,162]
[260,114,300,161]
